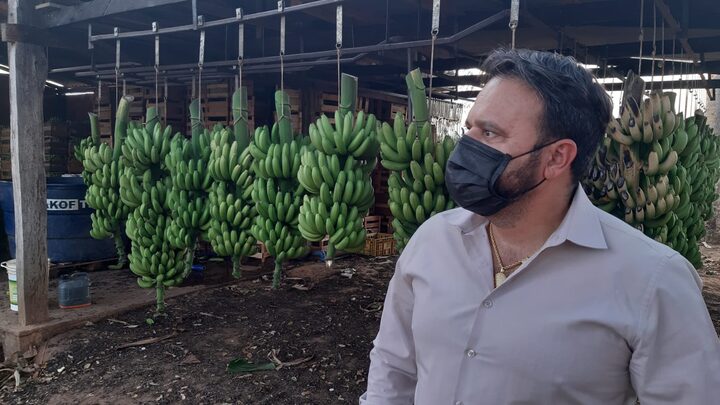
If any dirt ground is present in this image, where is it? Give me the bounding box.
[0,255,395,405]
[1,247,720,405]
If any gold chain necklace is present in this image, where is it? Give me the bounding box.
[488,224,530,287]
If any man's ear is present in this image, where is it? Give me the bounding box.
[544,139,577,179]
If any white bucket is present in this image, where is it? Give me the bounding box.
[1,260,18,311]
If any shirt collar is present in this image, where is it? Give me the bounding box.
[445,183,608,250]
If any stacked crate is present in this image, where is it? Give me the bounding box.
[0,122,70,180]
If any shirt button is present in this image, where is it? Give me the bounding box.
[482,299,493,308]
[465,349,476,358]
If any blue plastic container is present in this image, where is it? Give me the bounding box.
[0,177,116,262]
[58,272,91,309]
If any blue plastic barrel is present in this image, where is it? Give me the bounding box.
[0,177,116,262]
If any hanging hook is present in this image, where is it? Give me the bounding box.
[509,0,519,49]
[153,21,160,108]
[279,1,286,95]
[114,27,120,107]
[198,15,205,124]
[336,4,343,96]
[236,8,244,92]
[428,0,441,118]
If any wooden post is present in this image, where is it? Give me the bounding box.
[8,0,50,325]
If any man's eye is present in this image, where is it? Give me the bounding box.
[483,130,496,137]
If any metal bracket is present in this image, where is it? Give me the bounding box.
[197,15,204,27]
[280,15,286,55]
[87,24,93,50]
[509,0,520,29]
[278,0,285,12]
[336,5,343,48]
[237,8,244,61]
[432,0,441,35]
[114,27,120,71]
[198,30,206,67]
[153,22,160,67]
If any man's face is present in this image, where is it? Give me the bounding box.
[464,77,546,199]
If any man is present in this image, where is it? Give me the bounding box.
[360,48,720,404]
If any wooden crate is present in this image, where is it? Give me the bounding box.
[362,233,396,256]
[391,103,407,117]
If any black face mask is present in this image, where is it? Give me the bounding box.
[445,135,555,217]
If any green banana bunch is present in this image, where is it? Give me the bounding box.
[298,74,379,263]
[250,90,310,288]
[120,107,188,313]
[207,87,258,278]
[79,96,133,269]
[164,98,213,273]
[584,90,720,269]
[379,69,457,251]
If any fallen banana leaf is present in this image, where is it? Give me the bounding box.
[227,358,276,374]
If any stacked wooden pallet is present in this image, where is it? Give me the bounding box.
[0,122,70,180]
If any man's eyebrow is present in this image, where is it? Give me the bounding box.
[471,119,506,134]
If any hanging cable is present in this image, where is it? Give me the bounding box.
[509,0,519,50]
[153,22,160,108]
[198,16,205,124]
[650,2,657,89]
[671,35,676,92]
[279,1,286,96]
[163,77,168,124]
[428,0,441,118]
[97,79,102,115]
[114,27,120,107]
[336,4,343,95]
[660,18,665,91]
[236,8,244,92]
[638,0,645,75]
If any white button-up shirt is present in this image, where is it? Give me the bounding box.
[361,185,720,404]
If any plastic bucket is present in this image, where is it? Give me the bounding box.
[1,259,52,312]
[1,259,17,311]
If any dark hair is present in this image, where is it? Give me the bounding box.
[481,48,612,183]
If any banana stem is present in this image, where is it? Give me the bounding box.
[231,256,242,279]
[272,260,283,289]
[190,98,202,137]
[181,241,197,280]
[112,96,133,160]
[326,242,336,268]
[339,73,358,117]
[114,232,127,267]
[155,284,166,313]
[274,90,293,143]
[145,106,160,134]
[406,68,429,125]
[232,87,250,150]
[89,113,100,146]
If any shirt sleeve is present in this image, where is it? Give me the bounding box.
[629,252,720,404]
[359,250,417,405]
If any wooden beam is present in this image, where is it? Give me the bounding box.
[35,0,191,29]
[8,0,50,326]
[0,23,86,51]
